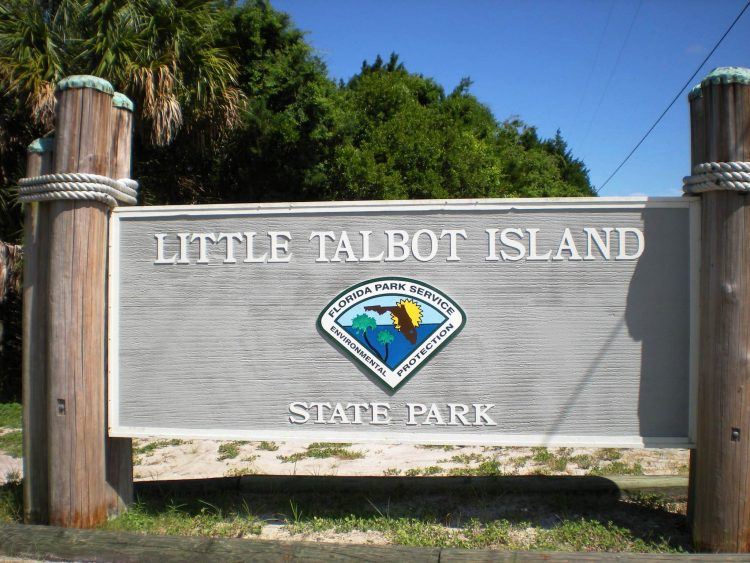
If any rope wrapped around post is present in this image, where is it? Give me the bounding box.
[683,161,750,193]
[18,172,138,207]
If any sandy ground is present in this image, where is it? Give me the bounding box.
[0,430,690,485]
[130,439,688,482]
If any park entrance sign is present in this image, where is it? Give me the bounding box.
[109,197,698,448]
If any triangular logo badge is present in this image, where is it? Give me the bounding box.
[318,277,466,390]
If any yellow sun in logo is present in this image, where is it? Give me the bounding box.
[392,299,423,331]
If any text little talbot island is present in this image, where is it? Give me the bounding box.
[153,226,645,265]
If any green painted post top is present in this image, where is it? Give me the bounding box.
[688,66,750,101]
[27,137,54,154]
[112,92,135,112]
[56,75,114,95]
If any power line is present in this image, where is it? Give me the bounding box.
[596,0,750,194]
[579,0,642,155]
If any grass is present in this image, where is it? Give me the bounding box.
[101,497,264,538]
[0,473,690,553]
[0,430,22,458]
[590,461,644,476]
[257,441,279,451]
[0,403,22,428]
[415,444,456,451]
[217,441,247,461]
[405,466,443,477]
[133,439,186,464]
[0,479,22,524]
[278,443,364,463]
[134,439,185,457]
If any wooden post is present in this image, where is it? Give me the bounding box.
[45,76,115,528]
[22,138,54,524]
[689,67,750,552]
[105,93,134,513]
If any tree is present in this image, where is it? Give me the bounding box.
[0,0,244,145]
[376,329,394,363]
[351,314,380,359]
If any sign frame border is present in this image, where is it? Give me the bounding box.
[107,196,700,449]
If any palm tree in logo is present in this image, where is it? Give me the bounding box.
[351,314,383,360]
[377,330,395,362]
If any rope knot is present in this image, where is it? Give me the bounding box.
[18,172,139,207]
[683,161,750,194]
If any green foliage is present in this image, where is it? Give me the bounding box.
[0,479,22,524]
[351,314,377,334]
[0,1,594,400]
[277,442,363,463]
[217,441,246,461]
[0,402,21,428]
[257,440,279,451]
[376,330,394,345]
[0,429,22,457]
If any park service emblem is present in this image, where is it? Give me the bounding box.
[318,277,465,389]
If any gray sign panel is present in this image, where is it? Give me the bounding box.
[109,198,699,447]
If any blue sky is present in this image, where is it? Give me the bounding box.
[272,0,749,197]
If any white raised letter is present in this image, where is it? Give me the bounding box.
[526,228,551,261]
[553,228,582,261]
[616,228,644,260]
[243,232,268,263]
[217,232,243,264]
[268,231,292,263]
[448,404,471,426]
[331,231,359,262]
[309,231,336,262]
[288,402,309,424]
[176,233,191,264]
[485,228,499,261]
[360,231,384,262]
[423,404,445,425]
[500,228,526,261]
[473,404,497,426]
[371,402,391,424]
[190,233,216,264]
[154,233,177,264]
[584,227,613,260]
[385,230,410,261]
[407,403,427,425]
[440,229,467,262]
[411,229,439,262]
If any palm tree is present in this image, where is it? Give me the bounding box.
[376,329,394,363]
[0,0,244,145]
[351,313,383,361]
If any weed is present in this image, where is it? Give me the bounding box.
[597,448,623,462]
[571,454,594,470]
[383,468,402,476]
[217,441,246,461]
[277,452,307,463]
[590,461,644,476]
[241,454,259,463]
[531,447,553,463]
[0,480,22,524]
[102,497,263,538]
[626,492,676,512]
[416,444,455,451]
[0,431,22,458]
[447,453,486,464]
[278,443,363,463]
[0,403,22,428]
[134,439,185,457]
[225,466,258,477]
[405,466,443,477]
[258,441,279,451]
